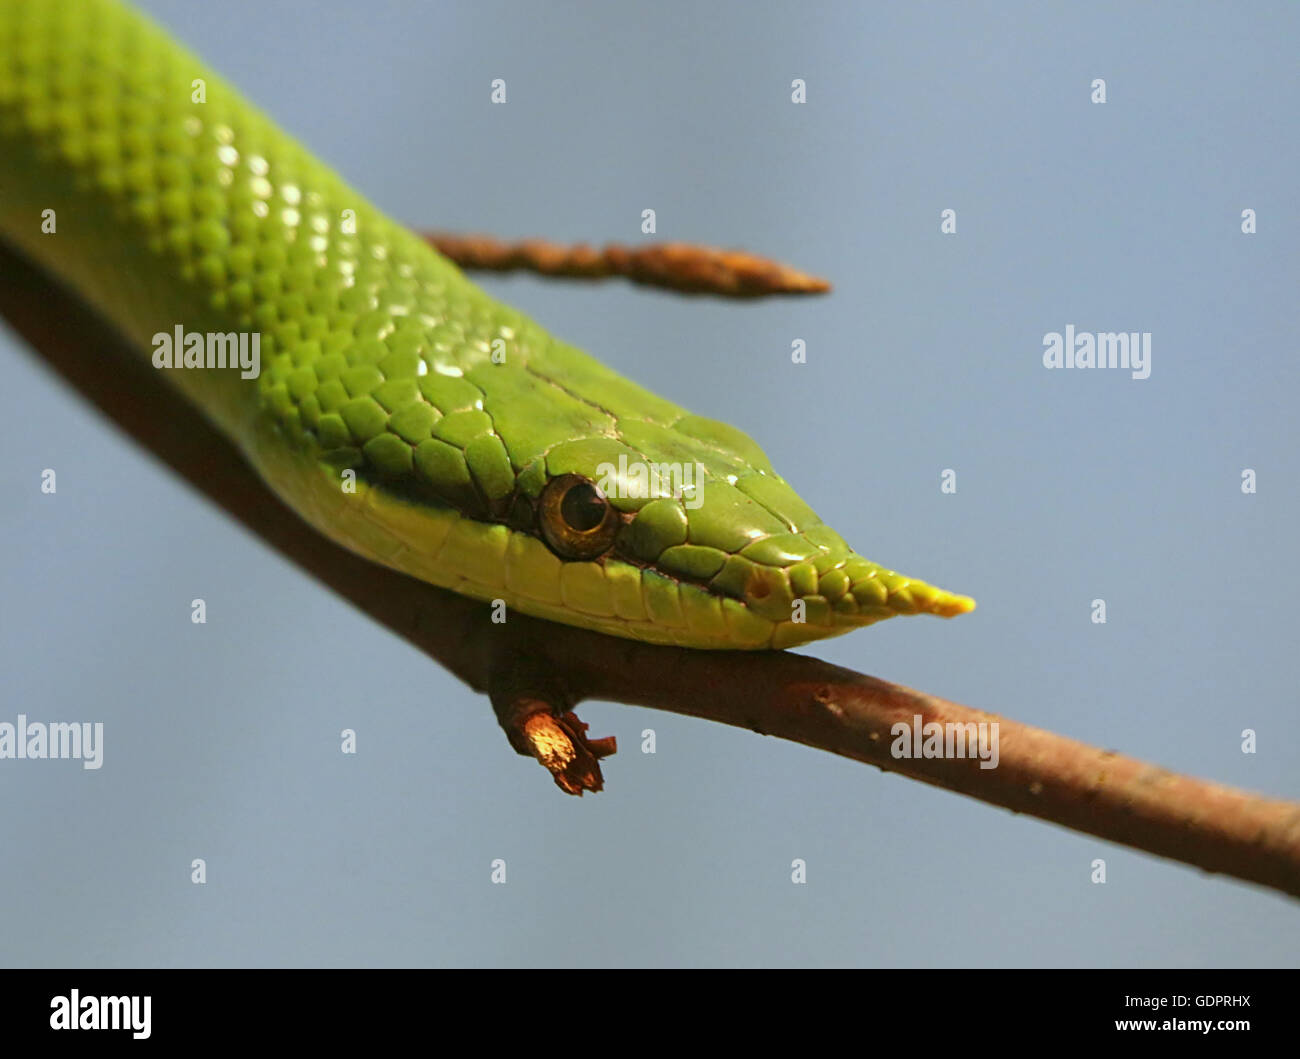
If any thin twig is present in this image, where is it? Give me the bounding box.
[420,232,831,297]
[3,236,1298,900]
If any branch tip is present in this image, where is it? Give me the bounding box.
[421,231,831,298]
[517,711,613,796]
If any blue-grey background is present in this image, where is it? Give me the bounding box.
[2,0,1297,966]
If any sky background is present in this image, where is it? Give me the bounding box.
[2,0,1298,966]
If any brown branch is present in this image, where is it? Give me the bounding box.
[420,232,831,297]
[3,236,1299,899]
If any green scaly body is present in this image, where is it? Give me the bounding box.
[0,0,974,649]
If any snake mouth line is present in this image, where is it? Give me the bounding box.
[343,463,976,630]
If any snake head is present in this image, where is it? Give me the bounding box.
[527,415,975,649]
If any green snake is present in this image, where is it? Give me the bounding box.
[0,0,974,650]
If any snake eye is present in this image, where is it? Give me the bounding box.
[538,474,620,560]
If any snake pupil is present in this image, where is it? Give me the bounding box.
[560,482,606,532]
[538,474,619,560]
